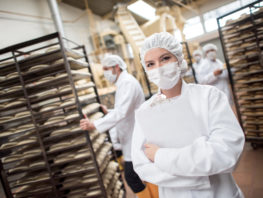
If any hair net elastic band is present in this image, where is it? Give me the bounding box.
[202,43,218,53]
[193,50,202,56]
[101,55,127,70]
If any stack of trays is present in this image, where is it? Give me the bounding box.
[220,5,263,139]
[0,34,124,198]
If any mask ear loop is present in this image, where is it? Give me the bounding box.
[178,59,188,77]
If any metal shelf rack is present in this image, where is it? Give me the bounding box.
[0,32,124,198]
[217,0,263,149]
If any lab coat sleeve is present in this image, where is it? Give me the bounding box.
[131,118,211,189]
[109,127,122,150]
[93,81,137,133]
[198,72,218,85]
[219,69,229,80]
[154,88,245,177]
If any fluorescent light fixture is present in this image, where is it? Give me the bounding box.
[128,0,156,20]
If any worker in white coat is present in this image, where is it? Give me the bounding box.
[131,32,245,198]
[197,43,233,104]
[192,49,203,71]
[80,55,156,198]
[185,49,203,81]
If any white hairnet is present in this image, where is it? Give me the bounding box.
[202,43,217,53]
[193,49,202,57]
[101,55,127,70]
[140,32,188,76]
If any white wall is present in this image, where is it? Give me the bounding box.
[0,0,118,54]
[0,0,54,49]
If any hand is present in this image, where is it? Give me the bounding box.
[80,118,96,131]
[100,104,108,114]
[144,143,160,162]
[213,69,222,76]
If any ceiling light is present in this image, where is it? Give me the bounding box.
[128,0,156,21]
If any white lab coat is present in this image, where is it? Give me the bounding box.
[196,58,233,104]
[131,81,245,198]
[94,71,145,161]
[192,59,203,71]
[184,60,202,78]
[109,127,122,151]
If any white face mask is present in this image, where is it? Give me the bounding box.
[146,62,181,90]
[207,51,217,61]
[194,55,201,63]
[104,69,117,83]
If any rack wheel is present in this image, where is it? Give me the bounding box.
[251,143,258,150]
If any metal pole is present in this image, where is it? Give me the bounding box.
[57,35,108,198]
[12,51,60,198]
[47,0,65,39]
[216,18,243,129]
[183,42,198,83]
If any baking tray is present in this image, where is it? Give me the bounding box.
[237,78,263,84]
[12,188,54,198]
[223,19,263,40]
[233,69,263,79]
[6,163,47,177]
[10,176,51,189]
[29,82,95,105]
[50,155,92,168]
[54,165,95,180]
[238,96,263,101]
[58,178,100,192]
[236,86,263,93]
[233,60,260,71]
[0,48,86,76]
[46,142,87,156]
[1,151,43,166]
[0,139,39,152]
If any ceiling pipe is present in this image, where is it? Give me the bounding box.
[47,0,65,38]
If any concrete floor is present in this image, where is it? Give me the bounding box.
[233,142,263,198]
[0,181,5,198]
[0,143,262,198]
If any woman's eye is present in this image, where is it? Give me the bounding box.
[161,56,171,62]
[146,63,154,67]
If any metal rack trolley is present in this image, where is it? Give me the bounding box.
[0,32,124,198]
[217,0,263,149]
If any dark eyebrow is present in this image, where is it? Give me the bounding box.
[160,53,172,59]
[145,52,172,64]
[145,60,154,64]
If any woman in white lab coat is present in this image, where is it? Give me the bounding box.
[131,32,245,198]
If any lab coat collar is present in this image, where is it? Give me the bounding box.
[157,80,188,96]
[151,80,188,106]
[115,70,128,87]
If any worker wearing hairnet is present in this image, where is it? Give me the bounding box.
[131,32,245,198]
[192,49,203,70]
[185,49,203,79]
[80,55,156,198]
[197,43,233,104]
